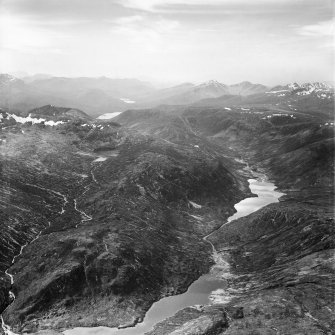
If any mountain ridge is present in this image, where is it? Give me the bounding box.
[0,74,333,119]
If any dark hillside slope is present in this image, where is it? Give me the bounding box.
[116,105,334,334]
[180,107,334,206]
[26,105,91,121]
[0,114,250,333]
[116,106,334,207]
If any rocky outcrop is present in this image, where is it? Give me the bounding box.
[146,305,228,335]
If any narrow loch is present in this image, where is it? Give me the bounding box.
[64,175,285,335]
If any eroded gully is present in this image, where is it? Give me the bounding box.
[1,169,95,335]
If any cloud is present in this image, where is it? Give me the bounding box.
[297,20,334,37]
[111,15,179,37]
[0,0,333,83]
[117,0,293,12]
[112,14,179,32]
[0,11,68,54]
[109,15,180,52]
[1,0,129,22]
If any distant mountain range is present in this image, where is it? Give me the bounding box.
[138,80,269,106]
[267,82,333,97]
[0,74,155,117]
[0,74,333,118]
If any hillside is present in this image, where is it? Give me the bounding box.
[114,103,334,334]
[0,108,250,333]
[0,81,334,334]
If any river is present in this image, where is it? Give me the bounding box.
[64,176,285,335]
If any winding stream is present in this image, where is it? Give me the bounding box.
[1,157,101,335]
[64,175,285,335]
[0,156,105,335]
[0,183,70,335]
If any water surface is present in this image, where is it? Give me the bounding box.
[97,112,122,119]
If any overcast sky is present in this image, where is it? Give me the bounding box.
[0,0,333,84]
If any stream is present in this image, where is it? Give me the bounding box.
[1,183,69,335]
[64,175,285,335]
[0,179,92,335]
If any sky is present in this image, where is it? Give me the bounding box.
[0,0,334,85]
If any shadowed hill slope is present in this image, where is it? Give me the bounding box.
[0,113,249,333]
[115,104,334,334]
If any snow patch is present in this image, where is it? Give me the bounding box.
[266,90,289,94]
[120,98,136,104]
[93,157,107,162]
[8,113,64,126]
[189,201,202,209]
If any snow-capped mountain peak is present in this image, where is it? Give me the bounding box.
[300,82,332,91]
[267,81,334,98]
[198,80,227,89]
[0,73,24,88]
[288,82,300,90]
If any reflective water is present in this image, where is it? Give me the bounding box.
[227,178,285,223]
[97,112,122,119]
[64,177,284,335]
